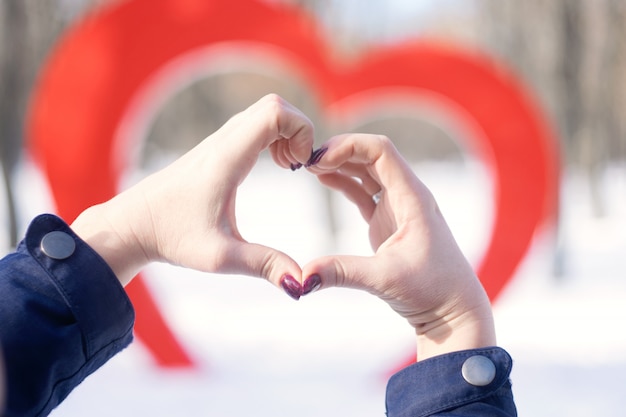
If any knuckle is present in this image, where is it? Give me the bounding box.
[261,93,284,115]
[260,94,285,134]
[261,92,282,104]
[333,258,347,288]
[376,134,393,149]
[259,250,279,282]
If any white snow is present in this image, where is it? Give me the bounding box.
[2,156,626,416]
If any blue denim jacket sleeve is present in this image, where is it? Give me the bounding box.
[385,347,517,417]
[0,214,135,417]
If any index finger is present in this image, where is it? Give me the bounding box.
[214,94,315,173]
[310,134,424,199]
[241,94,314,162]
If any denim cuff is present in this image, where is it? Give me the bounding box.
[23,213,135,359]
[385,347,516,417]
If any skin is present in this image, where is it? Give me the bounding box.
[2,94,318,413]
[70,94,495,363]
[0,94,497,414]
[303,133,496,360]
[71,94,313,289]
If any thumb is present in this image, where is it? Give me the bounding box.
[219,241,304,300]
[302,254,383,296]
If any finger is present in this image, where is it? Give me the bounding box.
[245,94,314,162]
[317,173,377,220]
[269,139,293,168]
[218,240,304,299]
[269,138,305,169]
[311,134,432,222]
[213,94,314,175]
[312,134,416,192]
[301,254,386,296]
[331,162,381,195]
[308,133,386,168]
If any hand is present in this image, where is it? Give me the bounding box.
[71,94,313,297]
[303,134,496,360]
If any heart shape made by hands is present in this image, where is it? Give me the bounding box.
[27,0,559,367]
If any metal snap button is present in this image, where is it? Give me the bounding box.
[461,355,496,387]
[41,231,76,260]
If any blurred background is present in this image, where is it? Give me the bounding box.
[1,0,625,416]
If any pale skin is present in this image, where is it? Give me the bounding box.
[303,134,496,360]
[70,94,496,363]
[71,94,311,290]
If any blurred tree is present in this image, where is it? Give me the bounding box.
[476,0,626,280]
[0,0,78,248]
[2,0,624,251]
[0,0,29,247]
[478,0,626,217]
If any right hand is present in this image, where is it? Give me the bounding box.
[303,134,496,360]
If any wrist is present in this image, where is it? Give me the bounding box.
[71,202,150,287]
[415,300,496,361]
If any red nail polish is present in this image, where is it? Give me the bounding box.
[280,274,302,300]
[302,274,321,295]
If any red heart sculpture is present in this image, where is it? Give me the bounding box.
[27,0,559,367]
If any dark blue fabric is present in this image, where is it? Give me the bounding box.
[0,214,517,417]
[0,214,134,417]
[386,347,517,417]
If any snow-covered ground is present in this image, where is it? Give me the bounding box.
[2,156,625,416]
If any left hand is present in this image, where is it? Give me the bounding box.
[71,94,314,294]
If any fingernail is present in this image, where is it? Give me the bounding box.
[290,162,303,171]
[280,274,302,300]
[305,147,328,167]
[302,274,321,296]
